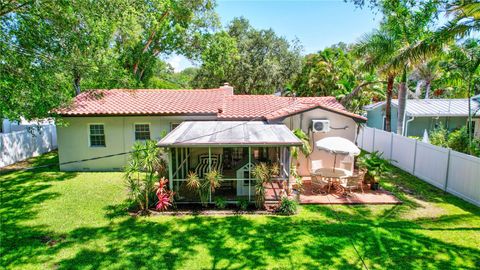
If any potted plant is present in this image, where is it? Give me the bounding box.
[357,151,391,190]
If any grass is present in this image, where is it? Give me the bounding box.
[1,152,479,269]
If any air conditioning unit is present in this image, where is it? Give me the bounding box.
[312,120,330,133]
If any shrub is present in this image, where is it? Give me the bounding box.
[253,163,280,209]
[277,197,298,215]
[237,198,249,211]
[357,151,391,183]
[124,140,167,213]
[429,124,448,147]
[430,126,480,157]
[447,127,469,153]
[155,178,174,211]
[214,197,227,209]
[186,171,208,206]
[204,170,222,193]
[186,170,224,207]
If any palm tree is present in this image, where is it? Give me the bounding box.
[411,60,442,99]
[377,0,439,135]
[355,29,399,132]
[392,1,479,145]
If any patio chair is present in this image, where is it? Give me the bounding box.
[340,170,366,195]
[310,160,329,194]
[310,160,323,174]
[311,175,330,194]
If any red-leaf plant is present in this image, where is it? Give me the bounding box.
[155,177,174,211]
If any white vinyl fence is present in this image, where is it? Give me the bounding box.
[357,126,480,207]
[0,125,57,167]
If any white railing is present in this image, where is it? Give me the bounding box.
[0,125,57,167]
[357,126,480,207]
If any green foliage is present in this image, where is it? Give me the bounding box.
[123,140,167,213]
[214,197,227,209]
[186,171,202,191]
[204,170,223,193]
[429,124,449,148]
[292,129,312,159]
[252,162,280,209]
[185,171,208,206]
[292,44,383,113]
[145,61,198,89]
[447,127,469,154]
[1,0,217,120]
[357,151,391,183]
[277,197,298,215]
[237,198,249,211]
[429,125,480,157]
[193,17,302,94]
[185,170,223,206]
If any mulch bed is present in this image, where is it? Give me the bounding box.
[129,203,276,216]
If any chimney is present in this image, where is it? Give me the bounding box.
[220,82,234,95]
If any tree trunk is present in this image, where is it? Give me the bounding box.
[414,80,422,97]
[131,11,169,77]
[340,81,385,107]
[74,75,81,96]
[397,68,407,136]
[385,75,394,132]
[425,81,431,99]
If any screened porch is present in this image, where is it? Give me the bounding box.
[158,121,302,203]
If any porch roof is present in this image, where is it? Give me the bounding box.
[158,121,302,147]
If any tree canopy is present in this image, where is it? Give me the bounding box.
[193,17,303,94]
[1,0,479,122]
[1,0,217,120]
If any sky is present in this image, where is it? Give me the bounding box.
[166,0,382,71]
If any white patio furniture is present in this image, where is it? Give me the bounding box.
[340,169,366,195]
[315,136,361,173]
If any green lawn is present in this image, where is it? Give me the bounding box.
[1,152,479,270]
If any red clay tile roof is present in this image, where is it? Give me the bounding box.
[55,88,366,122]
[55,88,228,116]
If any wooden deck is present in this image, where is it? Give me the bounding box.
[265,179,402,206]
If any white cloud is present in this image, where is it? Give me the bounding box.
[165,54,196,72]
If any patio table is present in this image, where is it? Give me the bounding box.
[313,168,353,194]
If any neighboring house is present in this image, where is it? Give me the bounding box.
[55,85,366,202]
[364,98,480,138]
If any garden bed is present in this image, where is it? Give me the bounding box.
[130,203,274,216]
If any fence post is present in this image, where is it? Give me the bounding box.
[444,149,451,192]
[372,128,376,152]
[49,125,53,151]
[361,126,365,149]
[412,139,418,175]
[389,132,394,162]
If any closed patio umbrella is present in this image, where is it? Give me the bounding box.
[315,137,361,172]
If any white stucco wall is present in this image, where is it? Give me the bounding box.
[58,109,360,173]
[57,115,214,171]
[283,108,359,177]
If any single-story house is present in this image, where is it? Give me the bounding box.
[364,98,480,138]
[55,84,366,202]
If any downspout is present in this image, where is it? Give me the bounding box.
[404,116,415,137]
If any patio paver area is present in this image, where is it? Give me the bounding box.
[264,179,402,205]
[299,180,402,204]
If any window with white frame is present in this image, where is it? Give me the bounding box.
[89,124,106,147]
[135,124,151,141]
